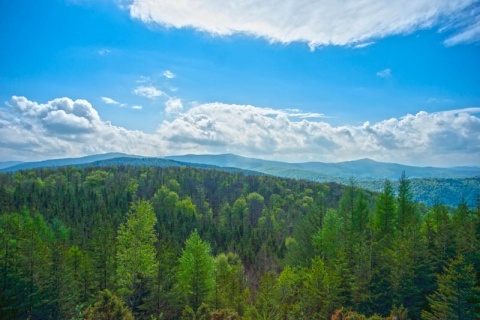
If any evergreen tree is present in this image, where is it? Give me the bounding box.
[303,257,342,319]
[16,211,54,318]
[116,200,158,311]
[422,255,480,320]
[177,230,215,311]
[371,180,397,316]
[249,271,279,320]
[214,253,246,314]
[374,179,397,241]
[397,171,417,231]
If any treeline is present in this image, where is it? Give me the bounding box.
[0,166,478,319]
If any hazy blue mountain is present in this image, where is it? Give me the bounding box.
[83,157,262,176]
[165,154,480,180]
[0,153,137,172]
[0,161,24,170]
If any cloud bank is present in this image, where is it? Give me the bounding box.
[1,96,479,166]
[127,0,479,47]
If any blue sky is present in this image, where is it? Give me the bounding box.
[0,0,479,166]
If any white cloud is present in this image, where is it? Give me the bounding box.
[377,68,392,78]
[1,96,163,160]
[133,85,164,99]
[165,98,184,114]
[127,0,478,47]
[444,18,480,46]
[98,48,111,56]
[101,97,127,107]
[2,96,479,166]
[156,103,480,166]
[353,42,375,49]
[132,105,143,110]
[136,76,151,83]
[101,97,120,105]
[163,70,175,79]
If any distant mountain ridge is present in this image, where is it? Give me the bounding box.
[165,153,480,180]
[165,154,480,207]
[0,153,137,172]
[0,154,262,177]
[1,153,479,207]
[0,161,24,170]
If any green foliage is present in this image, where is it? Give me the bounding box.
[249,271,279,320]
[177,230,215,311]
[303,257,342,319]
[116,200,158,310]
[422,255,480,320]
[0,166,478,319]
[397,171,417,230]
[214,253,246,314]
[82,289,134,320]
[313,209,342,261]
[373,180,396,241]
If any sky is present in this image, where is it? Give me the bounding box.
[0,0,479,167]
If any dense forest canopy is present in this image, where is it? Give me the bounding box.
[0,165,479,319]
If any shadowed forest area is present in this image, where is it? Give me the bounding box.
[0,166,479,319]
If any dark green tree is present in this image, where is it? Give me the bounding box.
[373,179,397,241]
[397,171,417,231]
[422,255,480,320]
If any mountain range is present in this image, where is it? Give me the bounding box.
[1,153,479,207]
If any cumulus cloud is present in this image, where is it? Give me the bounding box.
[165,98,184,114]
[163,70,175,79]
[156,103,480,166]
[127,0,478,47]
[0,96,163,160]
[132,105,143,110]
[2,96,479,166]
[133,85,163,99]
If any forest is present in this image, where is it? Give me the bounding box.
[0,165,479,319]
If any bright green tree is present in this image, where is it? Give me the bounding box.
[214,253,246,314]
[177,230,215,311]
[116,200,158,310]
